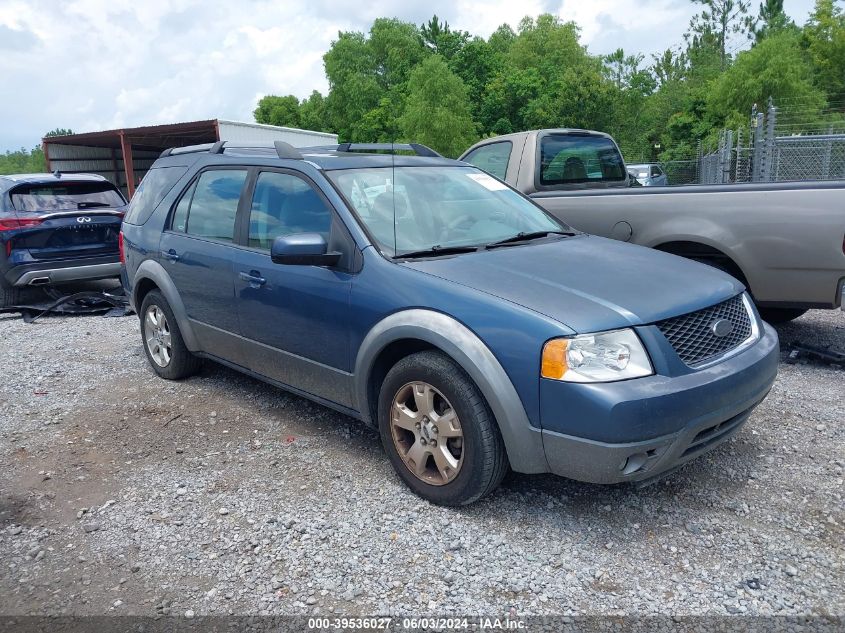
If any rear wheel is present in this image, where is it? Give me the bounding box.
[0,277,41,310]
[758,307,808,324]
[378,351,508,506]
[139,290,201,379]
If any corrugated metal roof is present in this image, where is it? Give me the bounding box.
[217,119,337,139]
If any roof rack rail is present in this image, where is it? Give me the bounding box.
[333,143,442,157]
[160,141,303,160]
[160,143,216,158]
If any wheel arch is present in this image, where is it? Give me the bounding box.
[653,240,750,288]
[132,259,200,351]
[354,309,549,474]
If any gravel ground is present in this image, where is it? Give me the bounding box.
[0,306,842,619]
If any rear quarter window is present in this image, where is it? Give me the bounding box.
[123,166,189,225]
[539,135,626,186]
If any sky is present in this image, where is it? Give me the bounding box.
[0,0,819,152]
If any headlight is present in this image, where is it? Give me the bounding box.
[541,328,653,383]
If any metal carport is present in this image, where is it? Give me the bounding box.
[42,120,337,198]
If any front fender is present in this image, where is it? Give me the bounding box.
[132,259,200,352]
[354,309,549,474]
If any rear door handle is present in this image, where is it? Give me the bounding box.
[161,249,180,262]
[239,271,267,286]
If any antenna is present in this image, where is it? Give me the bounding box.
[391,141,397,255]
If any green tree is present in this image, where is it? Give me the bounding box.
[747,0,794,42]
[44,128,74,138]
[802,0,845,102]
[707,30,827,130]
[0,146,46,175]
[420,15,469,60]
[322,19,427,142]
[253,95,302,127]
[688,0,752,69]
[298,91,330,133]
[399,55,477,157]
[602,48,646,89]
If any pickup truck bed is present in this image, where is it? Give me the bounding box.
[461,130,845,319]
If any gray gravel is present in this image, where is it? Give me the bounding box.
[0,308,842,617]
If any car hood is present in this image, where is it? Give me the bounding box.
[402,235,744,333]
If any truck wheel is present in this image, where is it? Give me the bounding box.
[378,351,508,506]
[758,308,808,324]
[139,290,201,380]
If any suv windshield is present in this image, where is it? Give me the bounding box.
[329,166,568,256]
[10,181,125,212]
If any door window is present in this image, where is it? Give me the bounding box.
[462,142,512,180]
[248,172,332,250]
[183,170,247,243]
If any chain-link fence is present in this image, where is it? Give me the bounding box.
[630,98,845,186]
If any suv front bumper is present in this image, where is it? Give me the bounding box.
[540,322,779,484]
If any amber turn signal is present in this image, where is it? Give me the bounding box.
[541,339,569,380]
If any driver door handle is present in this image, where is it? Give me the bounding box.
[239,271,267,287]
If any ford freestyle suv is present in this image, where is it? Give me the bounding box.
[121,141,779,506]
[0,173,126,307]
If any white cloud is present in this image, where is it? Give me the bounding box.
[0,0,818,151]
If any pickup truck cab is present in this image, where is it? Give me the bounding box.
[122,141,778,506]
[461,130,845,322]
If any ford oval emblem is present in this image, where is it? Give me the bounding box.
[710,318,734,338]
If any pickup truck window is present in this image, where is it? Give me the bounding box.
[540,135,626,186]
[329,166,565,256]
[462,141,512,180]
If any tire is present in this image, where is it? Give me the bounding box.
[139,290,201,380]
[0,282,24,310]
[0,278,42,310]
[758,307,808,324]
[378,350,508,506]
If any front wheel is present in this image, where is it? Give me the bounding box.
[139,290,201,380]
[378,351,508,506]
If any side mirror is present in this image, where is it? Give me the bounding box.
[270,233,341,266]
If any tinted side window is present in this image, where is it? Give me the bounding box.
[650,166,660,177]
[124,166,188,225]
[539,135,626,185]
[170,181,196,233]
[248,172,332,250]
[185,170,247,243]
[462,142,512,180]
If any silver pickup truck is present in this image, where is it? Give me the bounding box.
[460,129,845,323]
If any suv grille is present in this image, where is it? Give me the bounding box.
[656,295,753,366]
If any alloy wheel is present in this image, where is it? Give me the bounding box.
[144,305,172,367]
[390,381,464,486]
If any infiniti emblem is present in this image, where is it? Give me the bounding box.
[76,216,92,223]
[710,318,734,338]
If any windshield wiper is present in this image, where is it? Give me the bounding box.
[485,230,576,249]
[393,244,481,260]
[76,201,112,209]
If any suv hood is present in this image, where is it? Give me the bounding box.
[402,235,744,333]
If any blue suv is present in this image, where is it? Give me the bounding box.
[121,141,779,506]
